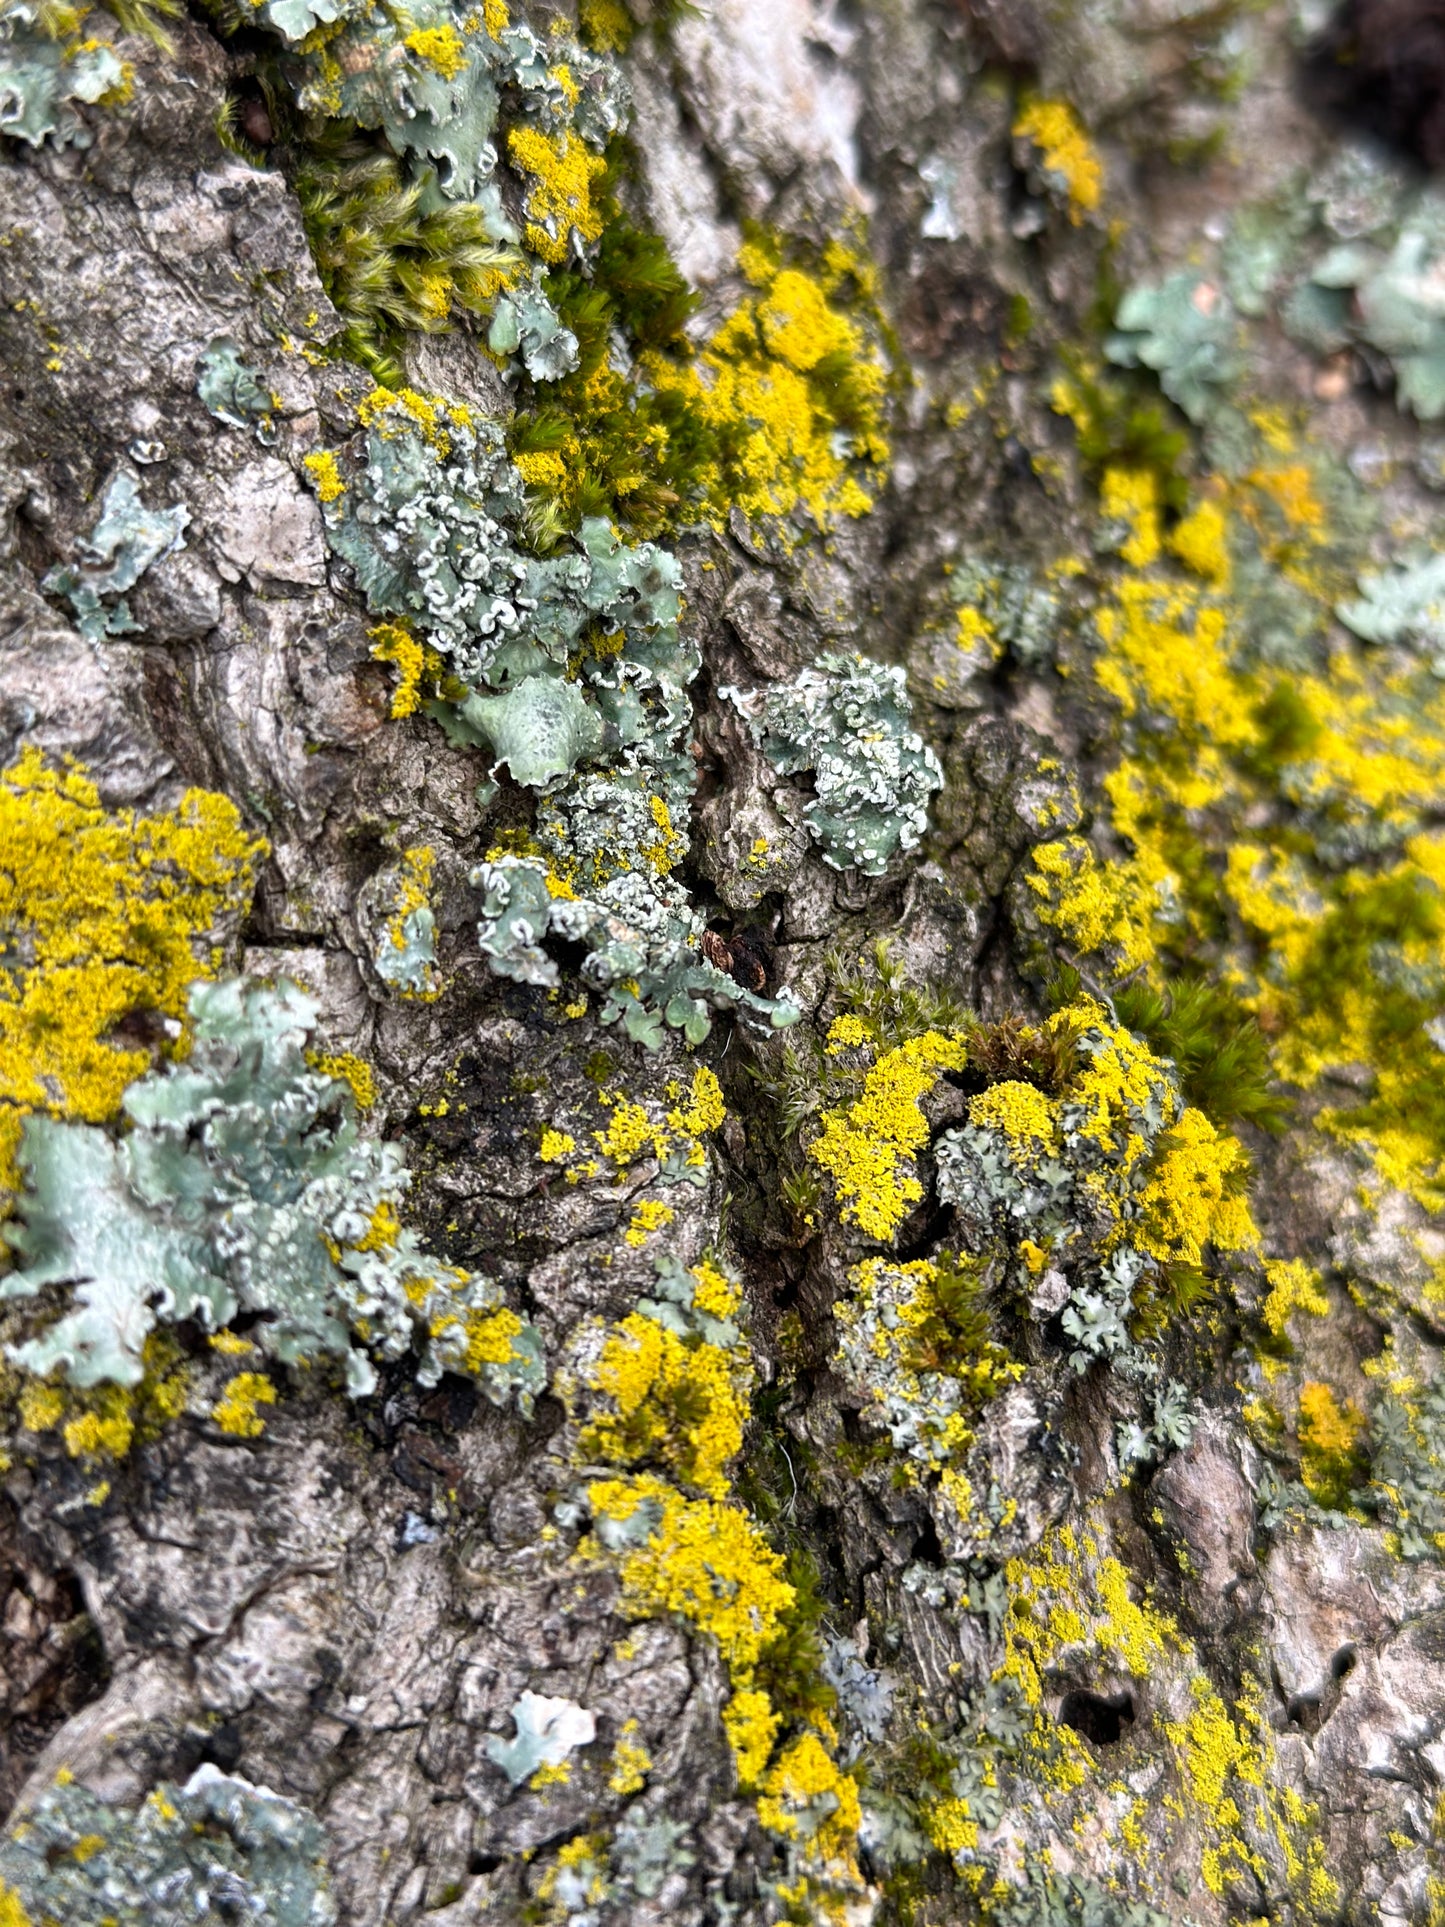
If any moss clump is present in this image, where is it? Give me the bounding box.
[515,210,892,541]
[294,129,520,384]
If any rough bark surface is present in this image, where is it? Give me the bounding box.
[4,1,1445,1923]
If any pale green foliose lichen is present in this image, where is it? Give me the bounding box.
[1,977,543,1403]
[487,275,581,382]
[1305,219,1445,419]
[0,1765,335,1927]
[41,469,189,639]
[1106,271,1241,424]
[311,402,687,765]
[485,1691,595,1785]
[1337,551,1445,671]
[197,336,278,442]
[725,651,944,876]
[266,0,623,261]
[0,1,127,151]
[473,846,798,1051]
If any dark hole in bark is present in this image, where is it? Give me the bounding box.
[1058,1688,1135,1745]
[469,1851,503,1876]
[1287,1693,1324,1733]
[1301,0,1445,170]
[1332,1644,1358,1680]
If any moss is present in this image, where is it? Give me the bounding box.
[1112,978,1286,1134]
[293,127,520,383]
[0,749,262,1208]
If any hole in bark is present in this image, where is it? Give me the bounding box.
[202,1721,244,1771]
[468,1851,503,1876]
[0,1502,111,1820]
[1286,1692,1323,1733]
[1300,0,1445,169]
[908,1514,946,1568]
[1332,1644,1358,1680]
[1058,1689,1135,1745]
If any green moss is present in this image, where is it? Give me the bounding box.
[1112,977,1287,1134]
[1052,353,1192,515]
[294,127,519,384]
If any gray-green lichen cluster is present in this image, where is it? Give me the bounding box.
[1338,551,1445,673]
[0,977,543,1403]
[725,651,944,876]
[0,1766,336,1926]
[1105,271,1241,425]
[309,395,815,1046]
[1207,139,1445,421]
[41,469,189,639]
[0,1,127,151]
[485,1690,595,1785]
[197,336,279,443]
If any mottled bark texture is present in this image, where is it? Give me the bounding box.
[5,1,1445,1924]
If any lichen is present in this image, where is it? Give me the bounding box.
[1012,96,1102,224]
[41,469,190,638]
[726,651,943,877]
[0,748,262,1207]
[0,0,131,153]
[1,977,543,1406]
[808,1029,967,1241]
[0,1767,335,1926]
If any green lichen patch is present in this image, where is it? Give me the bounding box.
[1,977,543,1405]
[0,1767,335,1926]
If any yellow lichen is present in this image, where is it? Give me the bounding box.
[0,749,262,1201]
[723,1686,781,1791]
[582,1313,746,1498]
[302,449,345,503]
[369,622,431,720]
[211,1371,277,1438]
[641,243,889,532]
[967,1079,1057,1148]
[405,22,466,76]
[506,126,607,265]
[607,1718,651,1795]
[757,1731,863,1883]
[585,1474,795,1674]
[310,1050,377,1110]
[1012,96,1103,219]
[808,1030,968,1240]
[1260,1258,1329,1340]
[623,1199,675,1247]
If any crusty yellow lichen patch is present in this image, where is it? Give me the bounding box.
[369,622,437,720]
[1012,96,1103,220]
[211,1371,277,1438]
[540,1066,725,1186]
[642,236,891,532]
[16,1333,190,1464]
[999,1515,1335,1910]
[0,748,263,1203]
[507,125,607,264]
[581,1311,747,1498]
[808,1029,967,1240]
[585,1474,795,1673]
